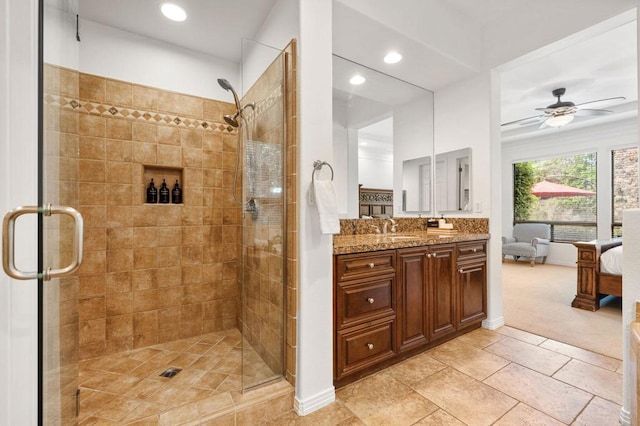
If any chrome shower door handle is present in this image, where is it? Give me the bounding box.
[2,204,84,281]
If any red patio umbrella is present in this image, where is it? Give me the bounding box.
[531,180,596,198]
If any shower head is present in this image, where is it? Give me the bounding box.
[223,111,240,127]
[217,78,241,110]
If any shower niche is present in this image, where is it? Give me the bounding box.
[143,165,184,204]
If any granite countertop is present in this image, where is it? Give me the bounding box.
[333,231,491,255]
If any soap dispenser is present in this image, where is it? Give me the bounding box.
[159,179,170,204]
[171,180,182,204]
[146,178,158,203]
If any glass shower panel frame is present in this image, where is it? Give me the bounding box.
[41,0,81,422]
[240,39,287,391]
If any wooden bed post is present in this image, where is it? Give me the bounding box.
[572,242,601,311]
[572,239,623,312]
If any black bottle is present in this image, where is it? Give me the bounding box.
[146,178,158,203]
[159,179,170,203]
[172,180,182,204]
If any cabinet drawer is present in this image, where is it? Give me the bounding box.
[335,251,395,282]
[336,320,395,379]
[336,278,394,329]
[456,241,486,260]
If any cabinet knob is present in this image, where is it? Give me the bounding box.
[366,343,374,350]
[472,248,477,253]
[458,268,464,273]
[368,263,375,268]
[432,253,437,258]
[367,297,375,304]
[425,253,430,258]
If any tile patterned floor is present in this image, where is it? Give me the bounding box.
[78,328,291,424]
[79,325,622,425]
[268,326,622,426]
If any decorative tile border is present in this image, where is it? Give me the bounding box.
[43,82,283,136]
[44,93,238,134]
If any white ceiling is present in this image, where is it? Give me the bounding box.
[75,0,637,138]
[76,0,278,63]
[500,20,637,139]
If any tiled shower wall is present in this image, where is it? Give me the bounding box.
[44,64,243,360]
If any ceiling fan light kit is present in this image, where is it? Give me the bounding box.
[502,87,625,129]
[545,114,574,128]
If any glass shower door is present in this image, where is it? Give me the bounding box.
[41,0,82,422]
[240,39,288,391]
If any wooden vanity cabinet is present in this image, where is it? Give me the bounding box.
[456,241,487,329]
[334,251,397,382]
[396,244,456,352]
[334,239,487,386]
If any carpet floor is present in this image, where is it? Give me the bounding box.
[502,260,622,360]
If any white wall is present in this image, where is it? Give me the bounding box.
[358,136,393,189]
[502,118,638,266]
[622,209,640,426]
[0,0,39,423]
[333,97,350,217]
[45,13,239,102]
[435,74,492,218]
[393,94,434,216]
[294,0,336,415]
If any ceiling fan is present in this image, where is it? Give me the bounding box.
[502,87,625,129]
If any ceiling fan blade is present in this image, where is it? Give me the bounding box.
[575,96,626,107]
[534,107,555,112]
[538,120,550,130]
[501,114,544,126]
[575,108,613,116]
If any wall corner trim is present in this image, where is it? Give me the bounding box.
[294,387,336,416]
[482,316,505,330]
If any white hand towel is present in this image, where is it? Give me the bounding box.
[313,179,340,234]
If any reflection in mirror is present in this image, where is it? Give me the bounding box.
[332,55,434,218]
[435,148,472,212]
[402,156,431,212]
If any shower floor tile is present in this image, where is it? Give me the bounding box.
[78,328,286,425]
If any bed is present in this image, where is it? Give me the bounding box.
[572,238,622,311]
[359,187,393,218]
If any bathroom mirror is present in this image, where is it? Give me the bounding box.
[435,148,472,212]
[332,55,434,218]
[402,155,431,212]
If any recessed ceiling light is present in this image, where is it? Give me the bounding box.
[161,3,187,22]
[384,51,402,64]
[350,74,366,85]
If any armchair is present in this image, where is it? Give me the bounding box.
[502,223,551,267]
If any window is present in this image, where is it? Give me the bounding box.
[612,147,639,237]
[513,153,597,242]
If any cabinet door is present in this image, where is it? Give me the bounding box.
[430,244,456,340]
[396,248,429,352]
[457,259,487,329]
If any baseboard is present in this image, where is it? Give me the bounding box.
[619,407,631,426]
[294,387,335,416]
[482,316,505,330]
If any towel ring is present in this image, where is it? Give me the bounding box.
[312,160,334,182]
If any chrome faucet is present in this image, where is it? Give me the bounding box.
[383,218,397,234]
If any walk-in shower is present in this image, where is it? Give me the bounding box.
[41,1,295,421]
